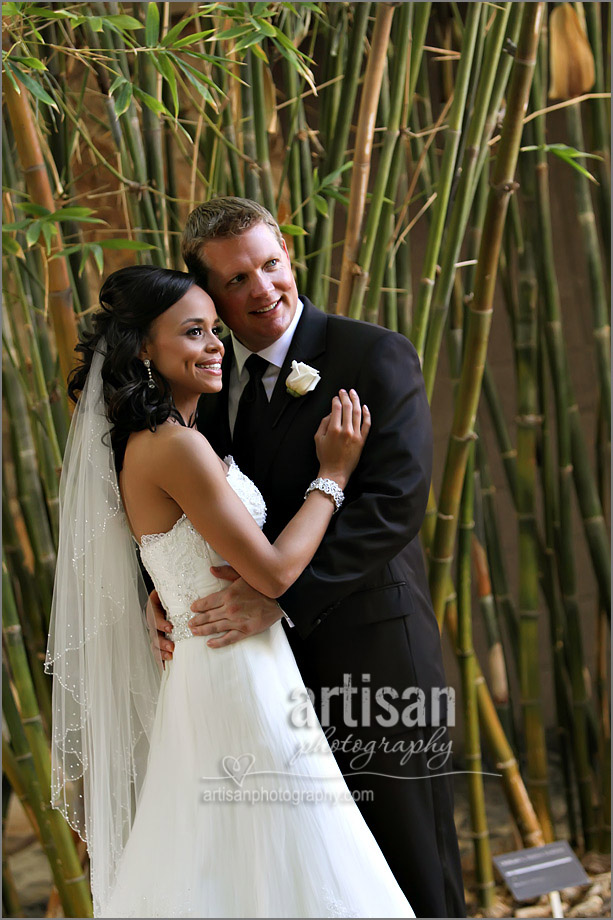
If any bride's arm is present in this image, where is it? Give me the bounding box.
[153,389,370,598]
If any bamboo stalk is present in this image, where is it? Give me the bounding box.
[336,2,396,316]
[514,183,554,840]
[537,325,580,847]
[305,2,371,305]
[429,3,545,630]
[528,61,598,847]
[2,361,56,617]
[422,2,512,399]
[444,596,545,848]
[409,1,483,356]
[458,445,495,909]
[2,691,69,910]
[565,102,610,438]
[251,50,276,214]
[585,2,611,261]
[347,1,412,321]
[3,80,77,384]
[3,562,93,918]
[3,482,52,732]
[241,51,261,202]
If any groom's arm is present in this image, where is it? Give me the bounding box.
[278,330,432,639]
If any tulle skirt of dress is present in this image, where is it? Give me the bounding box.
[99,622,415,918]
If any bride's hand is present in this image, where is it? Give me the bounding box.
[314,389,371,489]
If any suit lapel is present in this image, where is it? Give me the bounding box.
[257,298,328,481]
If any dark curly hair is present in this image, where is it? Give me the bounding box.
[68,265,199,471]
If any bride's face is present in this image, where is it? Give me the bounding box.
[140,286,224,397]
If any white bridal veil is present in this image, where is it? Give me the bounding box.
[45,342,161,914]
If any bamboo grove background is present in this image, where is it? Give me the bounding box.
[1,2,610,916]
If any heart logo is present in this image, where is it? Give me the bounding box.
[222,754,255,786]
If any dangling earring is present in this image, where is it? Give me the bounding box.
[143,358,156,389]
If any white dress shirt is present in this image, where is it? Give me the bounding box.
[228,299,304,435]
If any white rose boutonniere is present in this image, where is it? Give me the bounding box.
[286,360,321,397]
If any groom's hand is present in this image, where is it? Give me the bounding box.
[146,589,175,667]
[188,566,284,648]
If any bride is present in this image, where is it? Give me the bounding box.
[46,264,415,918]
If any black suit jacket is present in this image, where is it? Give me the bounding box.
[197,298,449,733]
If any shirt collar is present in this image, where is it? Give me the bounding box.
[231,299,304,376]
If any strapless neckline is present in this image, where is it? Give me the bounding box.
[133,455,235,548]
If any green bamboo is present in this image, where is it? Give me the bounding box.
[305,2,371,303]
[410,1,482,359]
[336,2,396,316]
[514,189,554,840]
[422,2,511,399]
[475,436,520,670]
[528,62,598,847]
[537,325,580,847]
[472,481,517,749]
[2,674,75,915]
[250,50,276,214]
[458,445,495,909]
[241,51,262,203]
[3,480,52,732]
[347,1,413,320]
[585,2,611,261]
[429,3,545,630]
[3,561,93,918]
[2,360,56,617]
[5,255,62,536]
[444,597,546,848]
[565,102,610,438]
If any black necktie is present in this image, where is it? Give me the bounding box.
[232,354,269,480]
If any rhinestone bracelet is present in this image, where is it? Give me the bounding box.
[304,477,344,513]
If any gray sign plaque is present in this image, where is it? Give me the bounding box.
[493,841,590,902]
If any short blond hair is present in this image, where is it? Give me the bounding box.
[182,197,284,285]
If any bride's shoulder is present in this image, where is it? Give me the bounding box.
[125,424,215,467]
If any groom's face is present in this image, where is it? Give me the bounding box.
[199,223,299,353]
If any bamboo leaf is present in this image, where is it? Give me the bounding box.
[14,202,50,216]
[213,24,253,41]
[234,32,267,53]
[2,232,24,258]
[161,12,200,47]
[90,244,104,275]
[155,52,179,116]
[104,14,143,31]
[9,55,47,71]
[2,61,20,93]
[98,238,157,250]
[88,16,103,32]
[250,43,269,63]
[132,86,171,117]
[279,223,307,236]
[16,5,77,19]
[254,18,276,38]
[40,221,55,254]
[113,80,133,116]
[6,61,58,110]
[313,194,328,216]
[172,30,216,49]
[25,220,41,247]
[145,2,160,46]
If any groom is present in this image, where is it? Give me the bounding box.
[150,197,466,917]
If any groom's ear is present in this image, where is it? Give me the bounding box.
[281,238,291,263]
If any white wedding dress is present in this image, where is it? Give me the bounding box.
[100,458,414,918]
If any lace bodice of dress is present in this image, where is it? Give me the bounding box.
[138,457,266,642]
